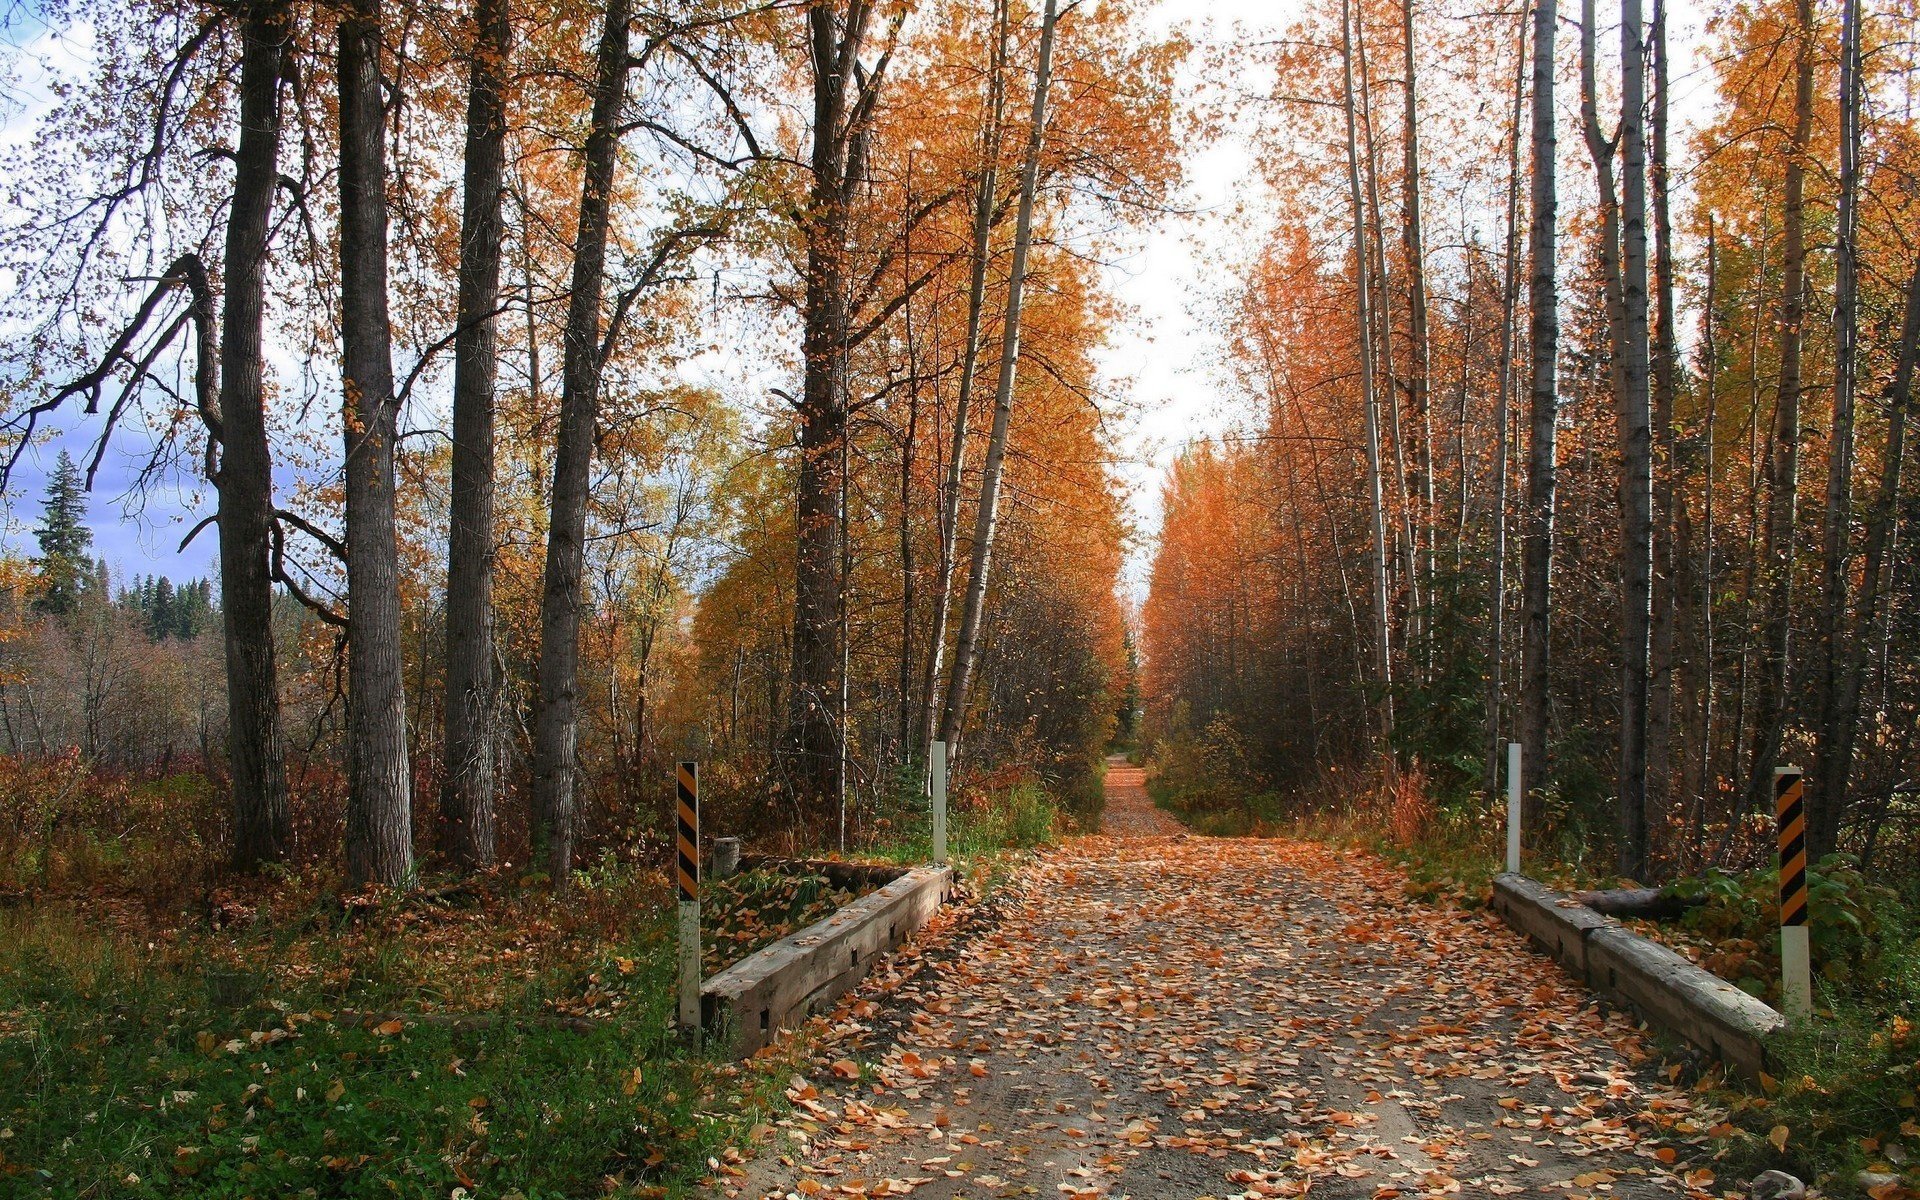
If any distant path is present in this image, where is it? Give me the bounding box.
[721,765,1705,1200]
[1097,755,1187,837]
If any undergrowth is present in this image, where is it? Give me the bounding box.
[0,871,801,1198]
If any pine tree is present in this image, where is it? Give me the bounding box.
[147,576,176,641]
[32,451,93,616]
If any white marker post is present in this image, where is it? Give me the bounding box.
[1775,766,1812,1020]
[676,761,702,1044]
[930,740,949,866]
[1506,742,1523,874]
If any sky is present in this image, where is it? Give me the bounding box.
[0,0,1720,597]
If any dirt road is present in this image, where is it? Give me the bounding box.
[720,767,1718,1200]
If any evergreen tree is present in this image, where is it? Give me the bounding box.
[32,452,93,616]
[147,576,176,641]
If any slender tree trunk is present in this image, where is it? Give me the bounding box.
[1342,0,1397,766]
[1616,0,1654,879]
[1743,0,1813,828]
[789,0,880,810]
[1519,0,1560,806]
[896,296,919,757]
[1487,7,1527,796]
[920,0,1009,757]
[530,0,629,881]
[1813,0,1864,858]
[339,0,414,888]
[1689,222,1720,854]
[1647,0,1680,851]
[440,0,510,870]
[1354,16,1420,668]
[1401,0,1435,653]
[221,1,293,871]
[939,0,1059,756]
[1824,262,1920,863]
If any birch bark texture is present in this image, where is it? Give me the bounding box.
[938,0,1060,756]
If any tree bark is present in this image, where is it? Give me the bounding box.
[1615,0,1654,880]
[939,0,1059,757]
[221,1,293,872]
[1742,0,1813,831]
[1486,7,1527,796]
[1341,0,1397,766]
[1823,262,1919,865]
[919,0,1009,761]
[1812,0,1864,859]
[788,0,883,811]
[1518,0,1560,807]
[1648,0,1680,850]
[530,0,629,882]
[1401,0,1435,655]
[339,0,414,888]
[440,0,510,871]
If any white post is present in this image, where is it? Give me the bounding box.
[931,739,949,866]
[1505,741,1522,874]
[678,899,701,1036]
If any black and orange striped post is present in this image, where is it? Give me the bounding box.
[1775,766,1811,1019]
[676,761,701,1040]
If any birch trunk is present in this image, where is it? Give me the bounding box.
[1342,0,1397,765]
[1648,0,1680,844]
[938,0,1059,756]
[1519,0,1561,806]
[1742,0,1812,829]
[1401,0,1435,647]
[1486,8,1527,796]
[1826,262,1920,856]
[1812,0,1864,858]
[920,0,1009,759]
[1616,0,1655,880]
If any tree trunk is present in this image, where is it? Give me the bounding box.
[1688,221,1719,850]
[1354,17,1420,671]
[920,0,1009,759]
[1486,7,1527,796]
[1401,0,1435,655]
[1518,0,1560,807]
[221,1,293,872]
[339,0,414,888]
[1341,0,1397,766]
[1812,0,1864,859]
[440,0,510,871]
[938,0,1058,758]
[1615,0,1654,880]
[530,0,629,881]
[1823,262,1920,864]
[1742,0,1813,831]
[788,0,881,812]
[1647,0,1680,854]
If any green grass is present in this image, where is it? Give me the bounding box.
[0,896,795,1198]
[865,779,1065,879]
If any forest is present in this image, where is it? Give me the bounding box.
[1145,0,1920,885]
[1,0,1918,1190]
[0,0,1176,888]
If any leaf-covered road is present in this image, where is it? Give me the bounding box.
[721,764,1722,1200]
